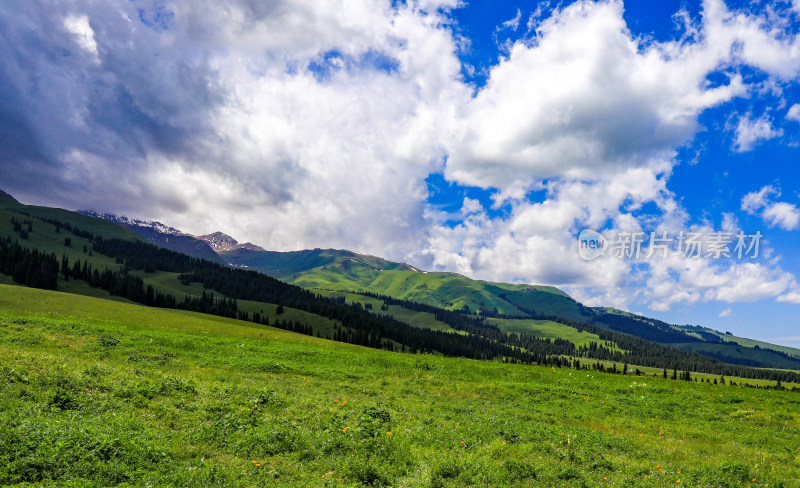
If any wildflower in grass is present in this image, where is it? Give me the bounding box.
[386,431,392,435]
[342,428,348,432]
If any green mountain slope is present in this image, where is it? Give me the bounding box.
[0,192,143,243]
[220,247,703,343]
[220,245,800,370]
[221,247,578,317]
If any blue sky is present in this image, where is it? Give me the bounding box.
[430,0,800,343]
[1,0,800,345]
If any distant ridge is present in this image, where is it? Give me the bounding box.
[78,210,224,264]
[78,211,184,236]
[197,231,265,252]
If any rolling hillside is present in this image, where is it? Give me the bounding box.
[221,247,583,318]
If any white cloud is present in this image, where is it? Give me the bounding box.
[741,186,800,231]
[787,104,800,121]
[719,307,733,317]
[425,165,683,288]
[762,202,800,231]
[741,185,779,214]
[63,14,98,58]
[777,292,800,304]
[733,114,783,152]
[2,0,800,313]
[0,0,467,258]
[637,238,795,311]
[444,0,800,191]
[500,9,522,31]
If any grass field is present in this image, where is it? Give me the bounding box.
[314,290,457,333]
[487,318,609,349]
[1,284,799,487]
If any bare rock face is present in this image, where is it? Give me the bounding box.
[197,231,265,252]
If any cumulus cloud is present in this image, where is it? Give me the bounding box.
[719,307,733,317]
[2,0,800,312]
[741,185,800,231]
[762,203,800,231]
[788,104,800,121]
[733,114,783,152]
[777,291,800,304]
[0,0,466,258]
[444,0,759,190]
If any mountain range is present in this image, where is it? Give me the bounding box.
[3,188,800,375]
[78,203,800,363]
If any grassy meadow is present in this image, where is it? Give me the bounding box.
[1,285,799,487]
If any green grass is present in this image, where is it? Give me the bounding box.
[487,318,607,349]
[314,290,455,333]
[1,284,800,487]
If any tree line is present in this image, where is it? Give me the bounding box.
[359,290,800,383]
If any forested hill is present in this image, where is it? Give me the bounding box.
[3,191,800,383]
[75,198,800,366]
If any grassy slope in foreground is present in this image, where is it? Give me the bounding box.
[2,285,800,487]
